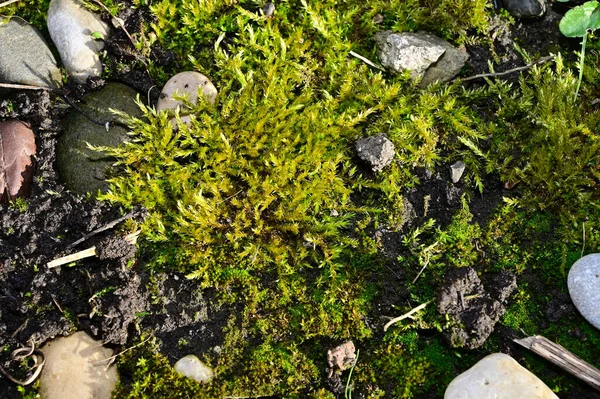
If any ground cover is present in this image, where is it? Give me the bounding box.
[1,0,600,398]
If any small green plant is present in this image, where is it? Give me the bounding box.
[345,349,359,399]
[558,0,600,99]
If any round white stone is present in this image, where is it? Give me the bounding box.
[174,354,214,384]
[444,353,558,399]
[568,253,600,330]
[157,72,218,126]
[40,331,119,399]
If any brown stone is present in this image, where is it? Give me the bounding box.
[0,120,36,203]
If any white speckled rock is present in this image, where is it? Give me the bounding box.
[157,72,218,126]
[40,331,119,399]
[445,353,558,399]
[0,17,62,88]
[174,355,214,384]
[47,0,109,82]
[568,253,600,330]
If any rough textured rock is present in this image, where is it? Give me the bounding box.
[56,83,142,194]
[450,161,466,183]
[157,71,217,126]
[0,120,36,203]
[568,253,600,330]
[374,31,445,79]
[47,0,109,82]
[355,134,395,172]
[445,353,558,399]
[0,17,62,88]
[263,2,275,17]
[419,33,469,87]
[174,355,215,384]
[327,341,356,395]
[39,331,119,399]
[437,267,517,349]
[503,0,546,19]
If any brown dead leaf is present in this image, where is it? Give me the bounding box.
[0,120,36,203]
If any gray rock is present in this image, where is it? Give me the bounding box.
[56,83,142,194]
[355,134,395,172]
[263,2,275,17]
[445,353,558,399]
[40,331,119,399]
[0,18,62,88]
[568,253,600,330]
[47,0,109,83]
[374,31,445,79]
[450,161,466,183]
[420,34,469,87]
[157,71,217,127]
[174,355,214,384]
[503,0,546,19]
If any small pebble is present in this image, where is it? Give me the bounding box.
[174,355,215,384]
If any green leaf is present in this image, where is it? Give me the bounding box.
[91,31,104,40]
[559,1,600,37]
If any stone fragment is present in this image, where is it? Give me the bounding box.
[374,31,445,79]
[327,341,356,371]
[157,71,218,126]
[263,2,275,17]
[355,134,395,172]
[0,17,62,88]
[0,120,36,203]
[47,0,109,82]
[39,331,119,399]
[174,355,215,384]
[503,0,546,19]
[450,161,466,183]
[444,353,558,399]
[568,253,600,330]
[56,83,142,194]
[420,33,469,87]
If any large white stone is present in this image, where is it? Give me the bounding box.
[444,353,558,399]
[568,253,600,330]
[47,0,109,82]
[174,354,214,384]
[40,331,119,399]
[157,71,218,126]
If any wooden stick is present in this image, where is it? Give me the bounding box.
[0,83,50,90]
[47,231,140,268]
[384,299,433,332]
[458,55,555,82]
[349,51,386,72]
[514,335,600,391]
[0,0,20,9]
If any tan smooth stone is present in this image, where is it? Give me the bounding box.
[445,353,558,399]
[40,331,118,399]
[174,354,215,384]
[156,71,217,126]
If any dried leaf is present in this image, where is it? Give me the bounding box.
[0,120,36,203]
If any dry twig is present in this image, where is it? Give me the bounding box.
[349,51,386,72]
[383,300,433,332]
[458,55,555,82]
[0,0,20,9]
[0,341,45,386]
[0,83,50,91]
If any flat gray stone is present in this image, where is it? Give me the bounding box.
[0,17,62,88]
[503,0,546,19]
[450,161,466,183]
[355,134,395,172]
[568,253,600,330]
[374,31,445,79]
[157,71,217,126]
[47,0,109,83]
[419,33,469,87]
[40,331,118,399]
[445,353,558,399]
[174,355,214,384]
[56,83,142,194]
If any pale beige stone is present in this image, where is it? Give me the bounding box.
[174,354,214,384]
[445,353,558,399]
[40,331,118,399]
[157,71,218,126]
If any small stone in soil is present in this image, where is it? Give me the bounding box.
[450,161,466,183]
[263,2,275,17]
[568,253,600,330]
[157,71,218,127]
[47,0,109,83]
[355,134,395,172]
[0,17,62,88]
[502,0,546,19]
[444,353,558,399]
[39,331,119,399]
[174,355,215,384]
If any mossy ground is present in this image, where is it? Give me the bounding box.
[6,0,600,398]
